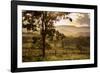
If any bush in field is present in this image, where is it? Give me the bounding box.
[59,36,90,50]
[45,43,52,49]
[34,57,44,61]
[32,37,42,49]
[75,36,90,50]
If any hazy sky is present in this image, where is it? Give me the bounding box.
[54,13,90,27]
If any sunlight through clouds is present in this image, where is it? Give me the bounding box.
[54,13,90,27]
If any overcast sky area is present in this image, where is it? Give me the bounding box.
[54,13,90,27]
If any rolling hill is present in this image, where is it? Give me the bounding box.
[55,25,90,37]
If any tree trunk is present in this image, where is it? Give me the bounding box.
[41,11,47,58]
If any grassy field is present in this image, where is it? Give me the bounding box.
[22,31,90,62]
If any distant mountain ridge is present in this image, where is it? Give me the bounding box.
[55,25,90,28]
[55,25,90,37]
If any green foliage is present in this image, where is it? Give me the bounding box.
[34,57,44,61]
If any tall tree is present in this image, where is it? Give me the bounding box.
[22,11,72,58]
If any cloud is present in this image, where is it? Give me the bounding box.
[54,12,90,27]
[68,13,90,26]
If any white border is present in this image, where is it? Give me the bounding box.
[17,5,94,68]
